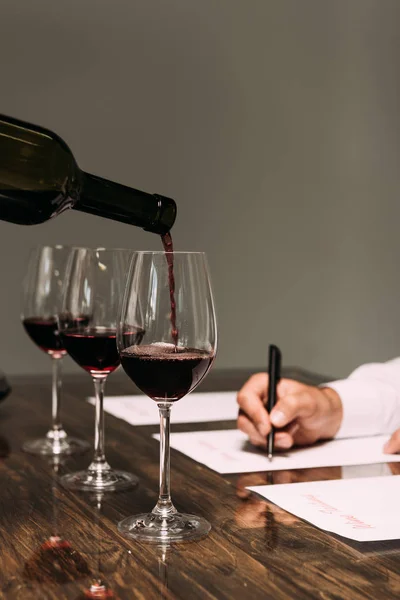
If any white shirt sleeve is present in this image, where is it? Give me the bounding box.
[323,357,400,438]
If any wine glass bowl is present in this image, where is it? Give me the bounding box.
[21,246,89,456]
[59,248,139,492]
[120,343,214,402]
[22,317,67,360]
[117,251,217,542]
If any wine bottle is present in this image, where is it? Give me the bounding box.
[0,114,176,234]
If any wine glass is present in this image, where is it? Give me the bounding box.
[21,246,89,455]
[59,247,141,492]
[117,251,217,542]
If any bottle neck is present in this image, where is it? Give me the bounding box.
[75,172,176,235]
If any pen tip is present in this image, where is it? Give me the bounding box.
[268,453,273,461]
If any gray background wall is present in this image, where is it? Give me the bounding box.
[1,0,400,378]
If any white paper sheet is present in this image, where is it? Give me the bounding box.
[152,429,400,474]
[247,475,400,541]
[87,391,238,425]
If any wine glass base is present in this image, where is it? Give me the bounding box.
[60,469,139,492]
[117,512,211,543]
[22,437,90,456]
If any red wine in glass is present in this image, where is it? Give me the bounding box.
[61,328,120,375]
[23,314,91,357]
[120,343,214,401]
[61,328,144,376]
[23,317,66,357]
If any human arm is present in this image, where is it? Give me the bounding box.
[237,357,400,450]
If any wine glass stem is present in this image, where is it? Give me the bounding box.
[51,356,63,433]
[92,377,108,468]
[153,404,176,517]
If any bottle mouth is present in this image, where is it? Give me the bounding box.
[145,194,177,235]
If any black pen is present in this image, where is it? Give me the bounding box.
[266,344,281,461]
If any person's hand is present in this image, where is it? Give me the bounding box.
[383,429,400,455]
[237,374,343,450]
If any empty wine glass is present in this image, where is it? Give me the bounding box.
[21,245,89,455]
[117,251,217,542]
[59,248,141,492]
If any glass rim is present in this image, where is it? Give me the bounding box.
[28,246,207,255]
[129,251,206,255]
[29,244,68,250]
[68,246,132,251]
[30,245,133,252]
[66,247,204,253]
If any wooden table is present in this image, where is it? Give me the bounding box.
[0,367,399,599]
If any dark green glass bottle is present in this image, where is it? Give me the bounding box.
[0,115,176,234]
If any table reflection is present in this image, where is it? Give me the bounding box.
[75,495,172,598]
[156,543,169,599]
[388,462,400,475]
[75,581,115,599]
[234,466,343,540]
[236,466,343,500]
[0,434,10,460]
[23,457,90,584]
[74,493,119,599]
[234,462,398,538]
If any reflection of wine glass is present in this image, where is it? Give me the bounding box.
[117,251,217,542]
[23,458,90,585]
[74,494,119,599]
[59,248,140,492]
[156,543,170,599]
[77,584,114,599]
[21,245,89,456]
[22,536,90,585]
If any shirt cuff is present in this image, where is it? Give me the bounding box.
[323,379,387,438]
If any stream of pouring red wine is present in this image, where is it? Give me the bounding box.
[161,232,178,347]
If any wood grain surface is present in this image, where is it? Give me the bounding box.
[0,366,398,599]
